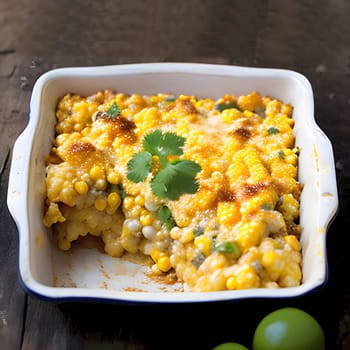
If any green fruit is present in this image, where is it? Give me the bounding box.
[252,307,325,350]
[211,342,249,350]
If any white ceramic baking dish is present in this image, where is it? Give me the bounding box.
[7,62,338,303]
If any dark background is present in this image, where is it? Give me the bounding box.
[1,1,349,349]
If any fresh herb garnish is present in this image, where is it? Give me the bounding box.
[143,129,185,166]
[214,241,240,258]
[127,130,201,200]
[157,205,176,230]
[215,101,239,112]
[151,159,201,199]
[267,127,280,134]
[191,252,206,268]
[194,227,204,236]
[261,203,272,210]
[118,187,127,200]
[126,152,152,183]
[109,184,127,199]
[163,96,176,102]
[278,150,285,159]
[106,102,120,118]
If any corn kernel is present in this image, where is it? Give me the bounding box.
[107,192,121,208]
[169,227,181,240]
[142,226,157,240]
[226,276,236,290]
[220,108,242,124]
[105,206,117,215]
[179,228,195,244]
[242,147,270,183]
[122,196,135,210]
[94,197,107,211]
[89,165,105,180]
[60,187,75,206]
[102,234,124,257]
[194,235,212,256]
[195,98,215,110]
[95,178,107,190]
[73,180,89,195]
[236,220,266,252]
[157,253,172,272]
[262,250,284,280]
[243,110,254,118]
[121,234,140,254]
[150,248,161,262]
[55,133,69,146]
[140,211,154,226]
[235,266,260,289]
[238,91,263,112]
[126,205,142,218]
[107,171,121,184]
[284,235,301,251]
[151,263,163,276]
[134,194,145,206]
[283,149,298,165]
[217,201,241,227]
[279,263,302,287]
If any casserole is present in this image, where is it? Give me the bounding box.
[7,62,338,303]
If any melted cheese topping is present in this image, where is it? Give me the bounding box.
[43,90,303,291]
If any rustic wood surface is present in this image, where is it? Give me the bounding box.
[1,0,349,349]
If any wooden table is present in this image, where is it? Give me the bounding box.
[1,1,349,349]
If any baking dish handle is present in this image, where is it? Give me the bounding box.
[6,127,30,230]
[314,127,339,230]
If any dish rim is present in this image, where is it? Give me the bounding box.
[7,62,339,303]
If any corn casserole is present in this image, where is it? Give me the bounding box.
[43,89,303,292]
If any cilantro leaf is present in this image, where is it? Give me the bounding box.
[267,127,279,134]
[151,160,201,200]
[157,205,176,230]
[143,130,185,166]
[278,150,285,159]
[127,151,152,182]
[194,227,204,236]
[127,129,201,200]
[214,241,240,258]
[118,187,127,199]
[214,101,239,112]
[163,96,176,102]
[191,252,206,268]
[106,102,120,118]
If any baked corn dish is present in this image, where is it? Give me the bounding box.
[43,89,303,292]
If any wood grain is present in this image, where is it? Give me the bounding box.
[0,0,349,349]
